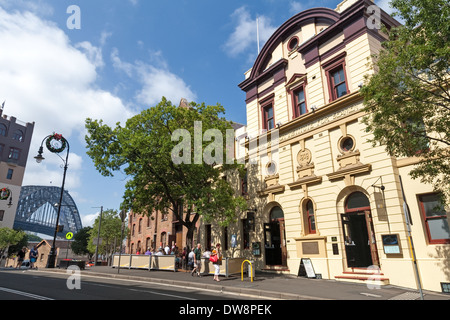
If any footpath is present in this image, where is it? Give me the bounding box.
[42,265,449,300]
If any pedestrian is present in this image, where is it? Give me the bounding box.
[16,247,26,269]
[144,248,152,255]
[29,246,38,269]
[191,243,202,277]
[187,248,194,271]
[211,243,222,282]
[181,247,187,270]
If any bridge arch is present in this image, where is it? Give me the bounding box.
[14,186,83,237]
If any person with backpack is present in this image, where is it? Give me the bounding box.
[29,246,38,269]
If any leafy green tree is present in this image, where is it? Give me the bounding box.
[7,231,29,258]
[0,228,26,263]
[71,226,93,258]
[87,209,123,258]
[85,97,247,249]
[361,0,450,202]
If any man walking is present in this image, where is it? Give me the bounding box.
[191,243,202,277]
[29,245,38,269]
[16,247,26,269]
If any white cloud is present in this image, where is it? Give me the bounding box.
[81,211,100,228]
[76,41,105,69]
[0,0,54,16]
[224,6,277,59]
[111,48,197,106]
[0,8,135,190]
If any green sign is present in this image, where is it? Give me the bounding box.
[66,232,73,240]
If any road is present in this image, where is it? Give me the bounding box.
[0,269,251,300]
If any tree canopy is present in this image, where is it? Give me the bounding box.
[85,97,246,248]
[87,209,124,258]
[361,0,450,202]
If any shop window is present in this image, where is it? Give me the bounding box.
[418,193,450,244]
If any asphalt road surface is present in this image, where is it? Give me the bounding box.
[0,269,251,300]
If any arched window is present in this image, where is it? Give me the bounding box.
[138,218,142,233]
[12,129,23,142]
[345,192,370,212]
[305,200,316,234]
[270,206,284,221]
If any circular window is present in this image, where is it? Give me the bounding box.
[287,37,299,51]
[266,161,277,175]
[339,136,355,152]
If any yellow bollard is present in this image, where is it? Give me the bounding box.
[241,260,253,282]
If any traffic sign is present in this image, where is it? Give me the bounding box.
[66,232,74,240]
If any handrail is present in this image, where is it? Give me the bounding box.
[241,260,253,282]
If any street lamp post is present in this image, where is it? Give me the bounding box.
[117,209,127,274]
[92,206,103,266]
[34,133,70,269]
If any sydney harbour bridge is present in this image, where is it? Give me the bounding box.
[13,186,83,238]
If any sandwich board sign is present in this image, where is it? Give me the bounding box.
[298,258,316,278]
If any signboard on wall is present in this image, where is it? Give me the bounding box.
[382,234,401,254]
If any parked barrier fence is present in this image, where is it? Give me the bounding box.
[111,255,247,277]
[112,254,176,272]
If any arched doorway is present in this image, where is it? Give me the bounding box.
[264,206,287,266]
[341,192,379,268]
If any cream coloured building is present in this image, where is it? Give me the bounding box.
[200,0,450,293]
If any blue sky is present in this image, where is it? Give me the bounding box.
[0,0,394,229]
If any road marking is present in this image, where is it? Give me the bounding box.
[360,292,382,298]
[128,287,197,300]
[0,287,54,300]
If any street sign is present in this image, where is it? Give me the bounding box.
[66,232,73,240]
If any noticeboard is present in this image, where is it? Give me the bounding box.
[382,234,401,254]
[298,258,316,278]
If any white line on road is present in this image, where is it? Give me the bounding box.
[360,292,382,298]
[0,287,54,300]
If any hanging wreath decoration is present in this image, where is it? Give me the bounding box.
[46,133,67,154]
[0,187,11,200]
